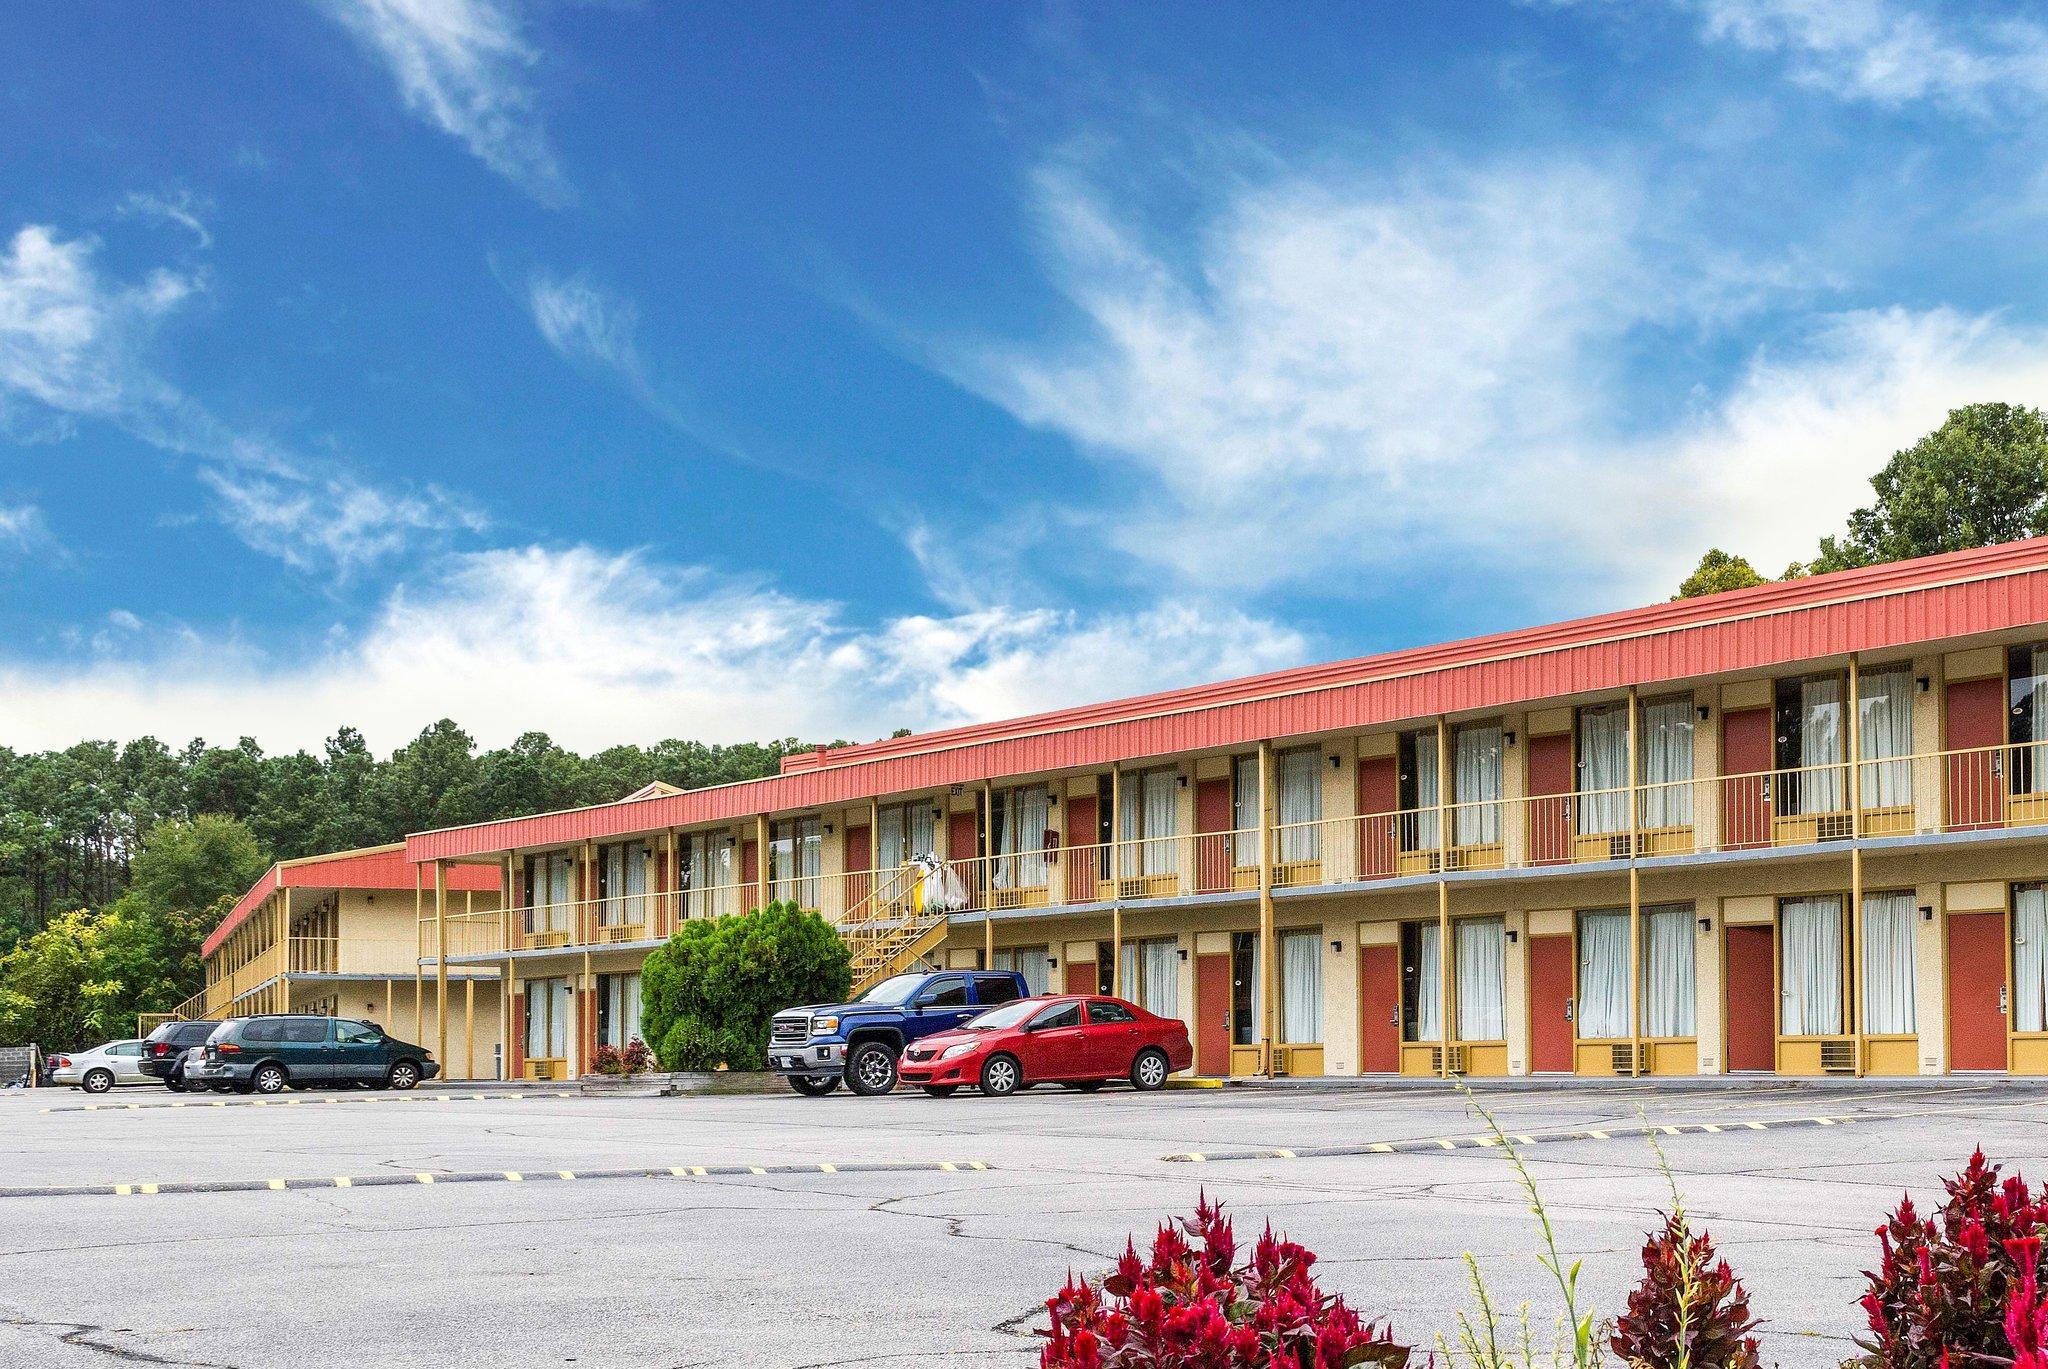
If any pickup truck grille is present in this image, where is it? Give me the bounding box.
[770,1015,809,1044]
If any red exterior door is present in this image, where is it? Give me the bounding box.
[1064,960,1097,995]
[949,811,982,906]
[1949,911,2009,1071]
[1721,708,1774,850]
[844,824,870,910]
[1725,924,1775,1070]
[1358,944,1399,1073]
[1527,735,1572,865]
[1357,757,1398,879]
[1947,677,2007,830]
[1528,934,1573,1071]
[1195,780,1232,892]
[1067,795,1100,902]
[740,840,759,912]
[1195,952,1231,1073]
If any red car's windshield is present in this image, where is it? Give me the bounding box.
[961,998,1049,1030]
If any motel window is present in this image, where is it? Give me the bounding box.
[1230,931,1260,1046]
[523,852,577,933]
[989,785,1053,889]
[1117,767,1182,877]
[1278,929,1323,1044]
[597,840,652,926]
[1780,895,1846,1035]
[1859,666,1914,809]
[991,945,1051,997]
[1452,723,1504,848]
[1397,730,1440,851]
[1454,917,1505,1042]
[2011,647,2048,798]
[1576,910,1631,1039]
[1399,921,1440,1042]
[1577,705,1629,835]
[769,817,822,905]
[678,833,734,919]
[1275,747,1323,864]
[2017,884,2048,1033]
[1639,904,1696,1038]
[1864,890,1917,1035]
[596,973,644,1048]
[524,977,571,1060]
[1118,937,1182,1019]
[876,801,939,869]
[1231,756,1260,867]
[1775,674,1847,816]
[1638,696,1696,830]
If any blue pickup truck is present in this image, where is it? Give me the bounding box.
[769,969,1030,1096]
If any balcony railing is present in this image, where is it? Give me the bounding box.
[443,740,2048,956]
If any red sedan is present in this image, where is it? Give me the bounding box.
[897,993,1193,1097]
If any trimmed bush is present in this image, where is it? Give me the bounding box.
[641,902,851,1072]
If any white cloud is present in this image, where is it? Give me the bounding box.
[0,222,480,575]
[1620,0,2048,113]
[0,544,1308,753]
[937,153,2048,609]
[0,503,51,556]
[525,269,646,385]
[320,0,566,202]
[119,188,213,249]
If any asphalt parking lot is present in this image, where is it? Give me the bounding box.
[4,1078,2046,1368]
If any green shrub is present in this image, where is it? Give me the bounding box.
[641,901,850,1072]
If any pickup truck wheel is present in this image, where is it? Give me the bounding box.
[82,1069,114,1094]
[164,1073,187,1093]
[920,1085,958,1098]
[979,1054,1021,1097]
[252,1063,288,1095]
[845,1041,898,1096]
[789,1075,840,1097]
[386,1061,421,1092]
[1130,1048,1170,1092]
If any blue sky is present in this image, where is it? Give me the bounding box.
[5,1,2048,754]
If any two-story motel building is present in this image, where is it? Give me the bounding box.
[371,538,2048,1082]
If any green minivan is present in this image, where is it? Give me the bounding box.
[188,1015,440,1094]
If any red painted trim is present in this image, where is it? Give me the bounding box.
[203,848,501,958]
[406,539,2048,864]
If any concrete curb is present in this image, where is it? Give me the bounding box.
[1164,1112,1860,1162]
[0,1158,995,1200]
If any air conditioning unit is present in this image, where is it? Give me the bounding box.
[1820,1040,1856,1075]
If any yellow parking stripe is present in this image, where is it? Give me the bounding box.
[503,1172,523,1182]
[266,1179,285,1191]
[334,1177,351,1188]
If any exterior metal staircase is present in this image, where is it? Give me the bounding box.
[841,863,952,995]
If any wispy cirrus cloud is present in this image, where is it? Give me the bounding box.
[0,504,54,559]
[118,187,213,249]
[319,0,567,203]
[0,543,1308,752]
[525,269,649,390]
[0,222,482,575]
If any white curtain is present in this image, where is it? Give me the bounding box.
[1577,911,1631,1038]
[1411,922,1441,1040]
[1799,677,1845,814]
[1861,891,1917,1034]
[1455,917,1505,1041]
[1858,668,1914,809]
[2017,886,2048,1032]
[602,974,644,1047]
[1279,930,1323,1043]
[1120,769,1179,877]
[1411,732,1442,850]
[1640,904,1696,1037]
[1640,697,1695,829]
[2027,650,2048,797]
[681,834,730,918]
[624,842,649,922]
[995,787,1051,888]
[994,946,1051,997]
[1781,896,1845,1034]
[526,977,569,1058]
[878,805,904,867]
[1579,707,1629,834]
[601,844,625,924]
[1232,755,1261,867]
[1277,748,1323,863]
[1144,938,1181,1018]
[1454,726,1503,847]
[547,855,574,932]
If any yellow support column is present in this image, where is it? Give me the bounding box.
[412,864,424,1044]
[754,815,769,910]
[1848,653,1865,1076]
[278,888,291,1008]
[435,860,449,1072]
[1628,686,1642,1078]
[1110,764,1123,996]
[465,976,476,1082]
[1436,718,1450,1078]
[1257,741,1276,1077]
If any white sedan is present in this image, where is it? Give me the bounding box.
[49,1040,150,1093]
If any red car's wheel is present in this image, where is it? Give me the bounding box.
[1130,1048,1169,1092]
[979,1053,1022,1097]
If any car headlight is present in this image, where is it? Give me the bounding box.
[939,1041,979,1061]
[811,1016,838,1035]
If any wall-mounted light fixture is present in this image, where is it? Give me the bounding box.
[1047,956,1060,969]
[1697,705,1712,722]
[1328,753,1342,770]
[931,807,944,822]
[1329,938,1344,953]
[1504,929,1518,945]
[1504,730,1517,747]
[822,823,834,836]
[1698,916,1713,934]
[1917,676,1932,693]
[1177,947,1190,961]
[1048,792,1059,806]
[1176,773,1189,788]
[1921,904,1935,922]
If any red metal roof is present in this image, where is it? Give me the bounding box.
[203,846,500,958]
[405,536,2048,864]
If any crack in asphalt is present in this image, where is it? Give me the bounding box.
[1,1313,236,1367]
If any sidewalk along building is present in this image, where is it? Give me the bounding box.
[168,846,506,1080]
[406,537,2048,1082]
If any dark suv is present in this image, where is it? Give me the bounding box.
[185,1016,439,1095]
[140,1019,220,1091]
